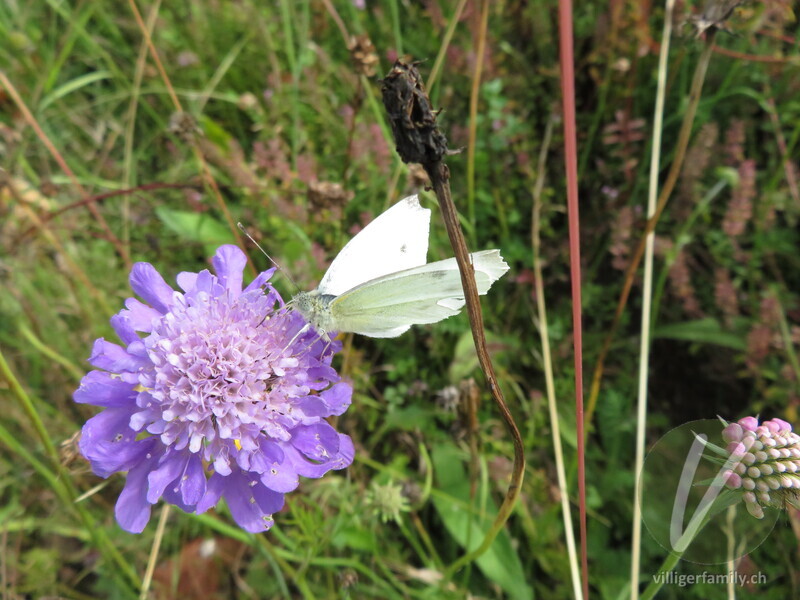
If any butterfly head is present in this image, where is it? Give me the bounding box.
[291,290,337,339]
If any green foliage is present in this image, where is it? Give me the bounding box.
[431,444,533,600]
[1,0,799,598]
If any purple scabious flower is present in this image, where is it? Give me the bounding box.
[721,416,800,519]
[75,245,353,533]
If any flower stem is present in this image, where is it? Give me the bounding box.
[630,2,676,597]
[556,1,589,594]
[532,115,583,599]
[140,505,170,600]
[465,0,490,246]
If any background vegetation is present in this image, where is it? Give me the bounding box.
[1,1,798,598]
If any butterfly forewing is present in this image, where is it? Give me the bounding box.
[316,195,431,297]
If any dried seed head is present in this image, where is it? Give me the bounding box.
[686,0,745,37]
[381,60,448,165]
[168,111,202,142]
[348,34,379,77]
[307,181,353,212]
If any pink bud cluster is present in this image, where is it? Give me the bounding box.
[721,417,800,519]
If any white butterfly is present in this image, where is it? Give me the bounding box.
[292,195,509,338]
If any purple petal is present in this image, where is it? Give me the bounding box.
[739,416,759,431]
[80,409,155,477]
[192,270,216,295]
[243,268,276,293]
[259,460,299,494]
[115,451,161,533]
[294,396,328,419]
[126,340,148,359]
[196,472,225,514]
[321,382,352,416]
[246,440,298,493]
[224,472,284,533]
[333,433,354,469]
[74,371,136,408]
[291,422,340,461]
[88,339,149,372]
[176,271,198,293]
[122,298,162,332]
[147,451,187,503]
[178,454,207,506]
[110,314,140,346]
[129,262,175,314]
[281,435,353,479]
[281,444,330,478]
[244,439,283,472]
[159,456,206,511]
[162,485,194,512]
[212,245,246,297]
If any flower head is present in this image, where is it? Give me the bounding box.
[75,245,353,533]
[365,480,410,524]
[722,416,800,519]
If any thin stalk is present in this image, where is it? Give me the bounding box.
[725,507,736,600]
[764,95,800,207]
[254,535,316,600]
[410,512,444,570]
[556,1,588,595]
[774,290,800,385]
[532,116,583,600]
[0,350,59,464]
[140,505,170,600]
[638,500,721,600]
[24,182,199,235]
[465,0,490,245]
[427,0,469,94]
[650,178,727,326]
[278,0,302,167]
[17,323,84,383]
[319,0,350,41]
[630,3,675,598]
[586,33,717,428]
[388,0,403,56]
[123,0,161,251]
[396,517,433,568]
[194,510,405,598]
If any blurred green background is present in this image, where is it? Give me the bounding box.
[1,1,799,598]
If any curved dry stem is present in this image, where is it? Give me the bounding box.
[423,162,526,580]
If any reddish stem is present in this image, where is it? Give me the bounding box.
[557,1,589,597]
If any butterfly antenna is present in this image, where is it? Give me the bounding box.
[237,222,301,291]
